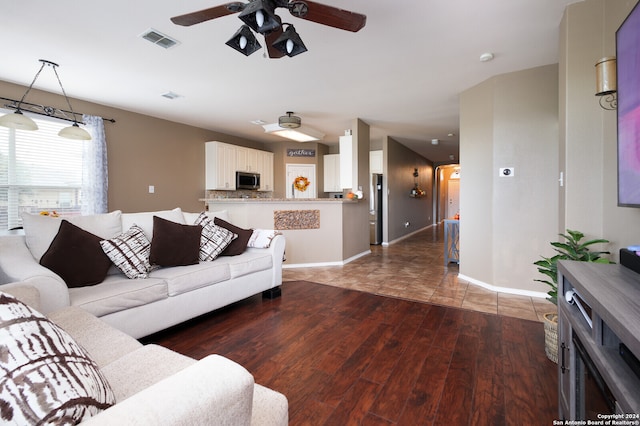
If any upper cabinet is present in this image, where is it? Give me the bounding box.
[370,150,383,174]
[323,154,341,192]
[257,150,274,191]
[206,141,274,191]
[206,141,237,190]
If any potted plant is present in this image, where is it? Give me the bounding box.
[534,229,614,363]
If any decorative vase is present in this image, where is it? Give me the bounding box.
[543,312,558,364]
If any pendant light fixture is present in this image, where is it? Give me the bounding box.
[0,59,91,140]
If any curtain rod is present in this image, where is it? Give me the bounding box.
[0,96,116,124]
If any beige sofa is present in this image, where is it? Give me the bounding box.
[0,208,286,339]
[1,285,288,425]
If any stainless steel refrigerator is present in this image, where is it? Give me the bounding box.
[370,174,383,245]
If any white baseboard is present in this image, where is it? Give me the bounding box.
[384,224,435,246]
[457,273,548,299]
[283,249,371,269]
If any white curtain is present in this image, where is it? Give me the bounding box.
[81,115,108,214]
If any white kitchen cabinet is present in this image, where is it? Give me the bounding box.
[237,147,259,172]
[323,154,341,192]
[339,135,355,189]
[206,141,273,191]
[370,150,383,174]
[257,150,274,191]
[206,141,237,190]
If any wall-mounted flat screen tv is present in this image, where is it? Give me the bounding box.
[617,0,640,207]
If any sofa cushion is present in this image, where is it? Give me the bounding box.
[0,292,115,424]
[48,306,143,369]
[69,276,168,317]
[22,210,122,261]
[214,217,253,256]
[100,224,152,279]
[183,210,230,225]
[149,216,202,267]
[121,208,185,241]
[40,220,113,288]
[149,262,231,296]
[195,212,236,261]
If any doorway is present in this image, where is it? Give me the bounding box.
[286,164,317,198]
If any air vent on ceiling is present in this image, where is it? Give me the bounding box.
[140,28,180,49]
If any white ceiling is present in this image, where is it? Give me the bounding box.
[0,0,579,163]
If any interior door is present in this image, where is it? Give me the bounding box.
[286,164,317,198]
[447,179,460,218]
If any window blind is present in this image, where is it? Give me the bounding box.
[0,110,84,230]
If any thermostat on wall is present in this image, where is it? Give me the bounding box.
[499,167,514,177]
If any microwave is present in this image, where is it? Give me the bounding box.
[236,171,260,190]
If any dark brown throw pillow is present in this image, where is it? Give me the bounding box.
[40,220,112,288]
[214,217,253,256]
[149,216,202,267]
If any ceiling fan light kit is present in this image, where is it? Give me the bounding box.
[226,25,262,55]
[171,0,366,58]
[238,0,281,34]
[272,24,307,56]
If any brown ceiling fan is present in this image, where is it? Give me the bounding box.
[170,0,366,58]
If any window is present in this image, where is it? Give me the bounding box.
[0,112,85,230]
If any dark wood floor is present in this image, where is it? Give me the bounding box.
[144,280,558,425]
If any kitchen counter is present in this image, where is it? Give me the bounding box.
[202,198,369,266]
[199,197,358,203]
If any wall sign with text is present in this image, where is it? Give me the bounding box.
[287,148,316,157]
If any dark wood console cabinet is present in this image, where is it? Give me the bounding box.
[557,260,640,419]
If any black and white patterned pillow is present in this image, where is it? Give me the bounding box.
[0,292,115,424]
[194,212,236,261]
[100,224,152,279]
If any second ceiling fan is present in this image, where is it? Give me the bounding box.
[170,0,366,58]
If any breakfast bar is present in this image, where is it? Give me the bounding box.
[201,198,370,267]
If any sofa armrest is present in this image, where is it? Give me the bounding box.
[246,234,286,287]
[81,355,255,426]
[0,283,41,311]
[0,234,70,313]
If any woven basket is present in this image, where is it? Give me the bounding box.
[543,312,558,364]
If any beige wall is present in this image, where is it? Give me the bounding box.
[384,136,433,242]
[459,64,560,293]
[0,80,268,214]
[560,0,640,261]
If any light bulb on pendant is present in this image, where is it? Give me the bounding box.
[286,39,294,54]
[239,35,248,49]
[256,10,264,28]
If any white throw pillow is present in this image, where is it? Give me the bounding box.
[22,210,123,261]
[194,212,236,261]
[100,224,152,279]
[247,229,282,248]
[183,210,230,225]
[0,291,115,424]
[121,208,185,241]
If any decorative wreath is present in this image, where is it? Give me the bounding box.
[293,176,311,192]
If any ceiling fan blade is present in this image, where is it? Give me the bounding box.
[289,0,366,32]
[171,2,245,26]
[265,28,286,58]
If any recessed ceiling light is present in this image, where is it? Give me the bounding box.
[431,139,439,145]
[479,52,494,62]
[251,119,267,125]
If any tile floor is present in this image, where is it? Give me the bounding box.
[282,224,555,322]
